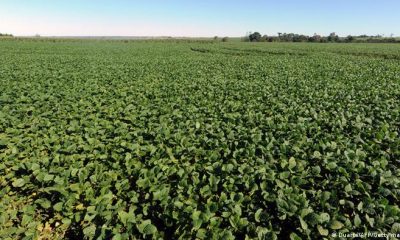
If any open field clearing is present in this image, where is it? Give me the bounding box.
[0,40,399,239]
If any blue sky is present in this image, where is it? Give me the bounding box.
[0,0,399,37]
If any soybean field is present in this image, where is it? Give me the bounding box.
[0,39,399,239]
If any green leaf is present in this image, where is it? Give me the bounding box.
[392,223,400,233]
[344,184,352,192]
[275,179,286,188]
[255,209,263,222]
[196,228,207,239]
[317,225,329,236]
[299,217,308,230]
[319,213,330,223]
[192,210,201,221]
[71,168,79,177]
[192,210,203,230]
[70,183,80,192]
[357,202,363,211]
[313,151,321,159]
[174,201,184,208]
[365,214,374,227]
[43,174,54,182]
[300,208,313,218]
[233,204,242,216]
[327,162,337,169]
[83,224,96,238]
[138,220,157,235]
[290,232,302,240]
[193,218,202,230]
[354,214,361,227]
[118,210,135,226]
[229,215,238,229]
[330,220,344,230]
[62,218,72,225]
[311,166,321,175]
[21,215,33,226]
[288,157,296,169]
[31,163,40,171]
[34,198,51,209]
[125,153,132,161]
[221,230,234,240]
[53,202,63,212]
[112,234,122,240]
[12,178,25,188]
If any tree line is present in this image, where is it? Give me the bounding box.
[243,32,400,43]
[0,33,14,37]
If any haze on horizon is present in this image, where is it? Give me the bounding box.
[1,0,399,37]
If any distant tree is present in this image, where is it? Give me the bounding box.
[280,33,287,41]
[320,37,328,43]
[249,32,262,42]
[279,33,295,42]
[327,33,333,41]
[308,34,321,42]
[260,35,269,42]
[0,33,13,37]
[222,37,229,42]
[213,36,218,41]
[345,35,354,43]
[327,32,339,42]
[240,31,397,43]
[293,34,308,42]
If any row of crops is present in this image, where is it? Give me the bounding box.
[0,40,399,239]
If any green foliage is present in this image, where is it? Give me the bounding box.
[249,32,262,42]
[0,39,400,239]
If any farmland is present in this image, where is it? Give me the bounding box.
[0,39,399,239]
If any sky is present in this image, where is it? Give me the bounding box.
[0,0,399,37]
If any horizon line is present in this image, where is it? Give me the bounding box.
[11,33,400,38]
